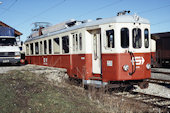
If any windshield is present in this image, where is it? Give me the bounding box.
[0,38,17,46]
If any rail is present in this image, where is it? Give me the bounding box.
[112,91,170,112]
[148,78,170,85]
[151,70,170,75]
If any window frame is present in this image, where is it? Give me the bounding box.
[48,39,52,54]
[40,41,43,55]
[106,29,114,48]
[35,42,39,55]
[53,37,60,54]
[121,28,129,48]
[62,35,69,54]
[79,33,82,51]
[44,40,47,54]
[26,44,29,55]
[144,29,149,48]
[132,28,142,49]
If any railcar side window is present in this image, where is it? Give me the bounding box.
[30,43,34,55]
[121,28,129,48]
[79,33,82,50]
[40,41,43,54]
[106,30,114,48]
[44,40,47,54]
[76,34,78,51]
[35,42,39,54]
[144,29,149,48]
[53,38,60,54]
[26,44,29,55]
[72,34,75,51]
[132,28,142,48]
[49,39,52,54]
[62,36,69,53]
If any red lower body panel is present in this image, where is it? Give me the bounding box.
[26,52,151,83]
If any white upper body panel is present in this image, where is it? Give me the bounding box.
[25,14,149,42]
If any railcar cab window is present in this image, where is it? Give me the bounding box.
[132,28,142,48]
[144,29,149,48]
[121,28,129,48]
[106,30,114,48]
[62,36,69,53]
[53,38,60,54]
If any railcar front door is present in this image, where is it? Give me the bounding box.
[91,30,101,74]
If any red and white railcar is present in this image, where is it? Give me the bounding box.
[25,13,151,88]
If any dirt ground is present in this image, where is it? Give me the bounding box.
[0,64,162,112]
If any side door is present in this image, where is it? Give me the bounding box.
[91,29,102,74]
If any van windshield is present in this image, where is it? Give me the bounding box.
[0,38,16,46]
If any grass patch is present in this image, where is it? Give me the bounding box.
[0,70,105,113]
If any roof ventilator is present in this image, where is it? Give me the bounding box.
[117,10,130,16]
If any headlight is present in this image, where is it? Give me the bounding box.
[146,63,151,70]
[15,52,20,56]
[123,65,129,71]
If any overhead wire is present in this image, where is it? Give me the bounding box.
[136,3,170,29]
[0,0,18,15]
[14,0,66,27]
[151,19,170,26]
[77,0,124,18]
[138,4,170,14]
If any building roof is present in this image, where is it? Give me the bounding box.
[0,21,22,36]
[151,32,170,40]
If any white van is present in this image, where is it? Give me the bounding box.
[0,36,21,64]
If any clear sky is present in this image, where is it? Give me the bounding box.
[0,0,170,41]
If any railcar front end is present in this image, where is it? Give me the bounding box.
[83,15,151,89]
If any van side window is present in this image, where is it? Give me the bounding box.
[132,28,142,48]
[53,38,60,54]
[62,36,69,53]
[121,28,129,48]
[106,30,114,48]
[144,29,149,48]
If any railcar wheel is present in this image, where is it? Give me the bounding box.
[138,81,149,89]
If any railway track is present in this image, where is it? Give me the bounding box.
[148,78,170,85]
[151,70,170,75]
[112,91,170,112]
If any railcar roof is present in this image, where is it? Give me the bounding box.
[25,15,150,42]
